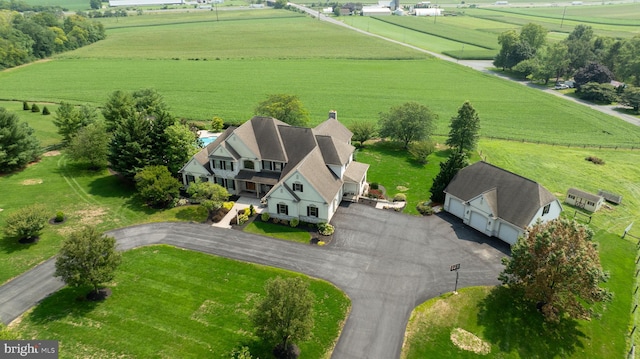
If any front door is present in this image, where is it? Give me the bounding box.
[246,182,256,191]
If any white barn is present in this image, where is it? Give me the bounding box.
[444,162,562,245]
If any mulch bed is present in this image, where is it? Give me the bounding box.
[238,215,334,246]
[49,217,66,225]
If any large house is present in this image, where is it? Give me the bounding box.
[443,161,562,245]
[179,111,369,223]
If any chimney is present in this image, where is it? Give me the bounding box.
[328,110,337,120]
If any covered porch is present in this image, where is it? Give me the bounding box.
[235,170,280,199]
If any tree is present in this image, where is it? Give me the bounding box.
[429,151,468,203]
[3,204,48,243]
[89,0,101,9]
[252,277,314,357]
[564,24,595,73]
[494,30,519,70]
[0,107,41,173]
[349,120,376,147]
[519,23,547,52]
[536,42,570,84]
[408,140,434,165]
[378,102,436,149]
[254,94,310,127]
[211,116,224,132]
[108,113,154,179]
[499,218,612,322]
[54,226,122,300]
[53,102,97,144]
[574,62,614,87]
[575,82,617,104]
[134,165,181,208]
[187,181,230,220]
[618,35,640,86]
[619,85,640,113]
[446,101,480,154]
[164,122,197,176]
[66,121,109,169]
[102,90,135,132]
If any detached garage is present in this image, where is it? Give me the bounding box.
[443,161,562,245]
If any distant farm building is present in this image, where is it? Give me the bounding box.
[565,188,604,212]
[361,6,392,15]
[414,8,442,16]
[109,0,182,6]
[495,1,508,4]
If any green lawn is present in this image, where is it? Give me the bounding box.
[0,154,207,285]
[14,245,350,359]
[244,221,312,244]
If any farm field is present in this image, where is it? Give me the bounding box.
[13,245,350,358]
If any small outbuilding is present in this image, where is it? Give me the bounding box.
[444,161,562,245]
[361,6,392,15]
[565,188,604,212]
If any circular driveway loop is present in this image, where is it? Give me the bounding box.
[0,203,509,359]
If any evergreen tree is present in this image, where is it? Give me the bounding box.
[53,102,97,145]
[446,101,480,154]
[429,151,468,203]
[0,108,41,173]
[165,123,198,176]
[107,114,154,179]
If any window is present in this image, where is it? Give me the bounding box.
[262,160,284,172]
[199,176,208,182]
[244,160,254,170]
[587,201,594,206]
[568,194,575,200]
[542,204,550,215]
[186,175,195,184]
[277,203,289,215]
[293,183,303,192]
[307,206,318,217]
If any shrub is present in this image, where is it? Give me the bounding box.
[272,218,280,224]
[370,182,379,190]
[42,106,50,115]
[249,204,256,216]
[222,201,235,211]
[586,156,605,165]
[237,212,249,225]
[280,219,289,226]
[368,189,384,199]
[318,241,326,246]
[23,101,30,110]
[4,204,49,241]
[31,103,40,113]
[290,218,299,228]
[211,116,224,132]
[408,140,435,165]
[238,208,246,215]
[318,223,335,236]
[416,201,434,216]
[54,211,65,223]
[393,193,407,202]
[261,212,270,222]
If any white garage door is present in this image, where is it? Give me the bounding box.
[498,223,521,245]
[469,211,488,233]
[447,197,465,219]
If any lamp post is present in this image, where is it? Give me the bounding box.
[450,263,460,294]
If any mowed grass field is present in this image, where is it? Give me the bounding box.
[1,10,638,146]
[14,246,350,358]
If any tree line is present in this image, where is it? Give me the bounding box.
[494,24,640,111]
[0,8,105,69]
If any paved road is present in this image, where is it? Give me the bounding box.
[290,3,640,128]
[0,203,507,359]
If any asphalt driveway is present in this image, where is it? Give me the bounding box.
[0,203,509,359]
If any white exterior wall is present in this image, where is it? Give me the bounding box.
[180,159,211,186]
[328,164,346,179]
[526,200,563,227]
[226,133,258,159]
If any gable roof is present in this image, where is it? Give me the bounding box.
[316,135,354,166]
[444,161,558,229]
[568,188,603,203]
[314,117,353,144]
[233,117,288,161]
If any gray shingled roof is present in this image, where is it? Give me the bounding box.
[568,188,603,203]
[444,161,558,229]
[314,117,353,144]
[316,135,353,166]
[344,161,370,183]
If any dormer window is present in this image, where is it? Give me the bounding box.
[293,183,303,192]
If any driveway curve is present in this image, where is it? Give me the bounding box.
[0,203,508,359]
